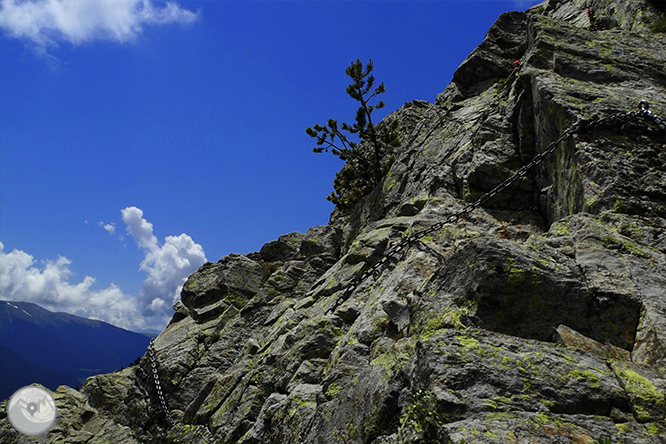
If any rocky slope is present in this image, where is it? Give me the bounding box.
[2,0,665,442]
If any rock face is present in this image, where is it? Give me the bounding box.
[2,0,666,442]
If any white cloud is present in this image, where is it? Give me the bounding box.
[0,242,147,331]
[99,221,116,234]
[0,206,207,332]
[0,0,199,52]
[121,206,158,250]
[121,206,206,318]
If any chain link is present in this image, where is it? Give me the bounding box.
[639,100,666,129]
[148,338,217,442]
[148,338,176,427]
[326,102,666,314]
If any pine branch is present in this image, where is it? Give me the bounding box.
[306,58,400,211]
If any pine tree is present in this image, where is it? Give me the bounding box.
[306,59,400,211]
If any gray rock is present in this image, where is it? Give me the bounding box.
[3,1,665,443]
[259,232,303,262]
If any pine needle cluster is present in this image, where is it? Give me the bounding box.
[307,59,400,211]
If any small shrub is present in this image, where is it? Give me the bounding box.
[396,388,446,443]
[307,59,400,211]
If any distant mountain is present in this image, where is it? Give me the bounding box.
[0,301,151,400]
[136,329,161,338]
[0,344,80,401]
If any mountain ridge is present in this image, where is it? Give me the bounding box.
[0,344,80,402]
[0,300,150,400]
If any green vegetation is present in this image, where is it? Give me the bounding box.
[307,59,400,210]
[396,389,446,443]
[617,367,665,421]
[650,13,666,33]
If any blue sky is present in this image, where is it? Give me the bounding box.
[0,0,533,332]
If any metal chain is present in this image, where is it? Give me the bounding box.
[639,100,666,129]
[326,101,665,314]
[148,338,176,427]
[148,339,217,442]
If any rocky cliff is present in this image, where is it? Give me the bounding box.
[2,0,665,442]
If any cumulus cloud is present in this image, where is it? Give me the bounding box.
[121,206,207,319]
[99,221,116,234]
[0,0,199,52]
[0,206,207,332]
[121,207,158,249]
[0,242,147,331]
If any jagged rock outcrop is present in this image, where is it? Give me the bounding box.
[2,0,665,442]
